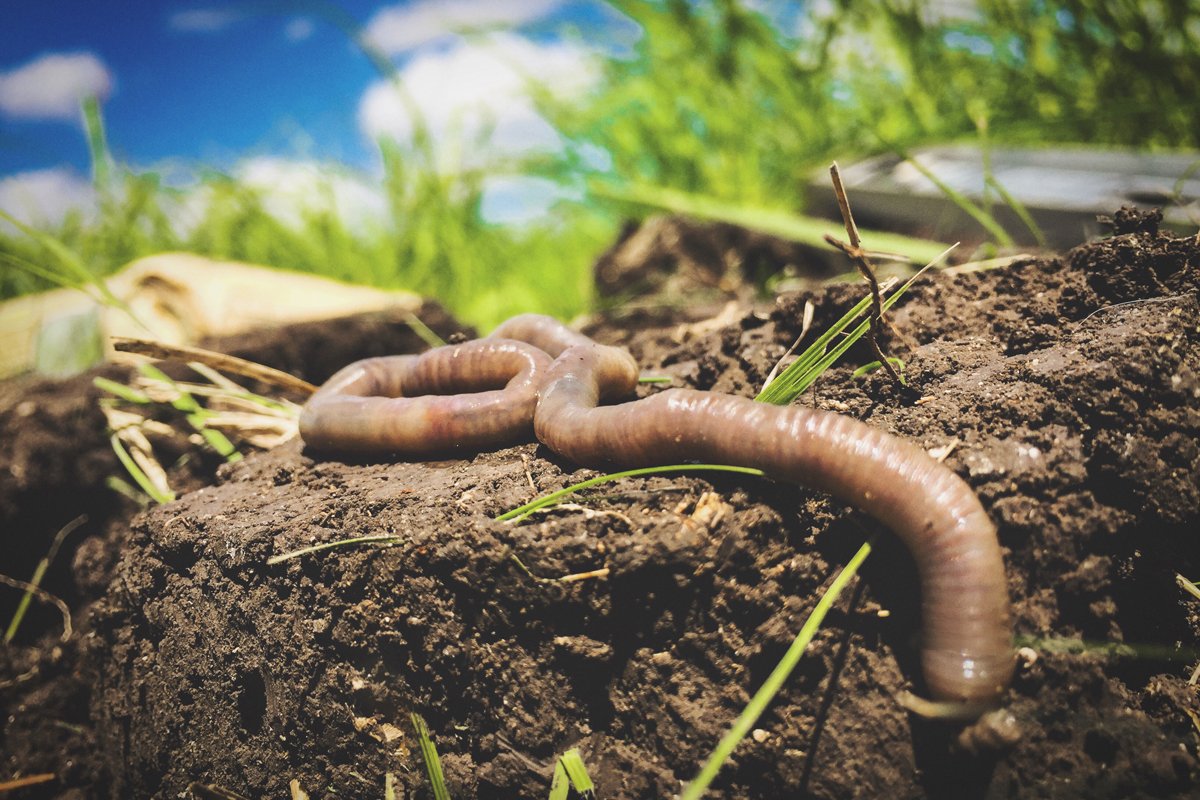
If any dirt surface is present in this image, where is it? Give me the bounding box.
[3,213,1199,798]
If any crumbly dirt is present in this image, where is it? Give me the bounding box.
[2,213,1199,799]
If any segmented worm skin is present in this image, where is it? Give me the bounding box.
[301,313,1015,710]
[299,339,550,454]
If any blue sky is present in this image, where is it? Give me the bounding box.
[0,1,627,226]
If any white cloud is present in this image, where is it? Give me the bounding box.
[480,175,574,225]
[234,157,389,232]
[363,0,561,55]
[284,17,315,43]
[168,8,242,33]
[0,168,96,229]
[0,52,112,122]
[357,33,594,167]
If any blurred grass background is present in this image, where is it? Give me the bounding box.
[2,0,1198,329]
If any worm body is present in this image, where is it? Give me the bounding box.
[533,342,1013,707]
[300,315,1014,711]
[299,339,550,454]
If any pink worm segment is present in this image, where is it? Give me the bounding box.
[301,314,1015,709]
[299,339,551,454]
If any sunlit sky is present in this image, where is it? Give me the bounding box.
[0,1,635,226]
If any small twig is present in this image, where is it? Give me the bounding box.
[825,163,903,385]
[112,337,317,396]
[0,773,57,793]
[520,453,538,494]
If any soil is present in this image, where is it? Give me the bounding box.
[2,211,1199,799]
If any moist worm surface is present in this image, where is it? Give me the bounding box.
[300,314,1015,711]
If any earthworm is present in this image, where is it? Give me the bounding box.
[299,338,551,454]
[301,314,1015,715]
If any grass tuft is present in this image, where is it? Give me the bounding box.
[411,713,452,800]
[755,243,954,405]
[95,350,303,503]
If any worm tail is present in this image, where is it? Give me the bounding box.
[534,344,1014,707]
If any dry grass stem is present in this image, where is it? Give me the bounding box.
[0,773,57,793]
[112,337,317,395]
[0,573,72,642]
[762,299,815,392]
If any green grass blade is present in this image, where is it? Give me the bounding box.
[496,465,767,523]
[590,181,950,265]
[0,251,90,293]
[109,433,174,504]
[892,151,1014,248]
[4,515,87,643]
[558,749,595,799]
[136,363,242,461]
[82,95,112,190]
[404,312,447,348]
[985,176,1047,248]
[681,539,873,800]
[411,713,452,800]
[93,376,152,404]
[0,208,142,325]
[852,358,906,380]
[549,761,570,800]
[105,475,150,508]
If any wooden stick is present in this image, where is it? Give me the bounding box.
[824,162,903,385]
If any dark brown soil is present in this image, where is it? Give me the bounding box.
[3,214,1199,799]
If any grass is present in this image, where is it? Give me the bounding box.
[95,353,303,505]
[549,749,596,800]
[4,515,87,643]
[6,2,1197,336]
[412,713,597,800]
[755,243,954,405]
[411,713,451,800]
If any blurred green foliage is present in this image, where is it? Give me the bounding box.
[2,0,1197,329]
[544,0,1200,208]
